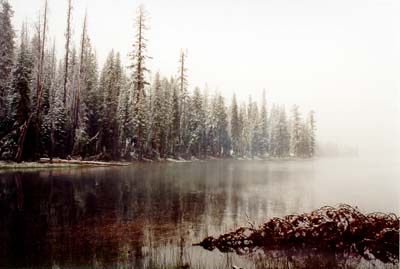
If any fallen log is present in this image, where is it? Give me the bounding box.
[196,204,399,264]
[39,158,130,167]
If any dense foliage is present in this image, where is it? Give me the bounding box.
[0,1,316,161]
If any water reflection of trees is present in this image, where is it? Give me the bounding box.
[0,164,230,268]
[0,161,379,269]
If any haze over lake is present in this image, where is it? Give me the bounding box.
[1,156,398,268]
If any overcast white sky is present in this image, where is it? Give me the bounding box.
[9,0,400,157]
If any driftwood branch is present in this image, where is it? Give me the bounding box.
[196,204,399,264]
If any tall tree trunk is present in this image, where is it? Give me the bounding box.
[134,8,143,160]
[63,0,72,105]
[178,49,187,154]
[49,41,56,161]
[71,12,87,150]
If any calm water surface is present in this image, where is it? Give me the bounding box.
[0,157,399,268]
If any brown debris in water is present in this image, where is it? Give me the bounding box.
[196,204,399,264]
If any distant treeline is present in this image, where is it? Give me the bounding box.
[0,1,316,161]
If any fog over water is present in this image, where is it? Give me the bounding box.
[9,0,400,157]
[0,158,398,268]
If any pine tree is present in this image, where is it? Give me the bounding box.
[63,0,72,105]
[33,0,48,158]
[0,0,15,121]
[298,121,310,157]
[67,46,78,117]
[117,78,132,159]
[52,65,69,158]
[277,106,290,157]
[177,50,189,154]
[187,87,205,157]
[47,41,57,160]
[251,102,262,157]
[160,77,172,157]
[72,12,88,139]
[290,104,301,157]
[308,110,316,157]
[259,90,268,156]
[268,104,279,157]
[170,79,180,157]
[13,2,48,162]
[98,50,122,159]
[211,93,230,157]
[8,28,34,160]
[230,94,240,157]
[245,96,256,156]
[81,41,100,156]
[41,40,57,158]
[200,86,209,157]
[244,97,258,156]
[130,4,150,160]
[150,72,165,159]
[238,103,247,157]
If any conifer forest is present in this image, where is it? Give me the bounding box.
[0,1,316,162]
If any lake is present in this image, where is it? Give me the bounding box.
[0,157,399,268]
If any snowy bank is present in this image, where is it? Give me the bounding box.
[0,158,130,170]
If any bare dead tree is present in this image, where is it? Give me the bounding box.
[179,49,188,97]
[72,11,87,139]
[178,49,187,150]
[35,0,47,133]
[49,40,56,161]
[63,0,72,105]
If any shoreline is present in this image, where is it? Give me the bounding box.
[0,156,315,170]
[0,158,131,170]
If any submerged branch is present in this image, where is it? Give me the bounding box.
[196,204,399,264]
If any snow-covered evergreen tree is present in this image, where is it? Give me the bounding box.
[277,106,290,157]
[98,50,122,159]
[71,13,89,149]
[2,27,34,160]
[209,93,230,157]
[40,41,57,157]
[52,61,70,158]
[81,43,100,156]
[0,0,15,130]
[117,76,132,159]
[268,104,279,157]
[234,103,243,157]
[250,102,260,157]
[308,110,316,157]
[130,4,150,160]
[298,121,310,157]
[177,50,189,154]
[160,77,172,156]
[187,87,206,157]
[269,104,290,158]
[12,31,32,124]
[230,94,240,157]
[63,0,72,105]
[290,104,301,157]
[170,79,180,157]
[150,72,166,159]
[259,90,268,156]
